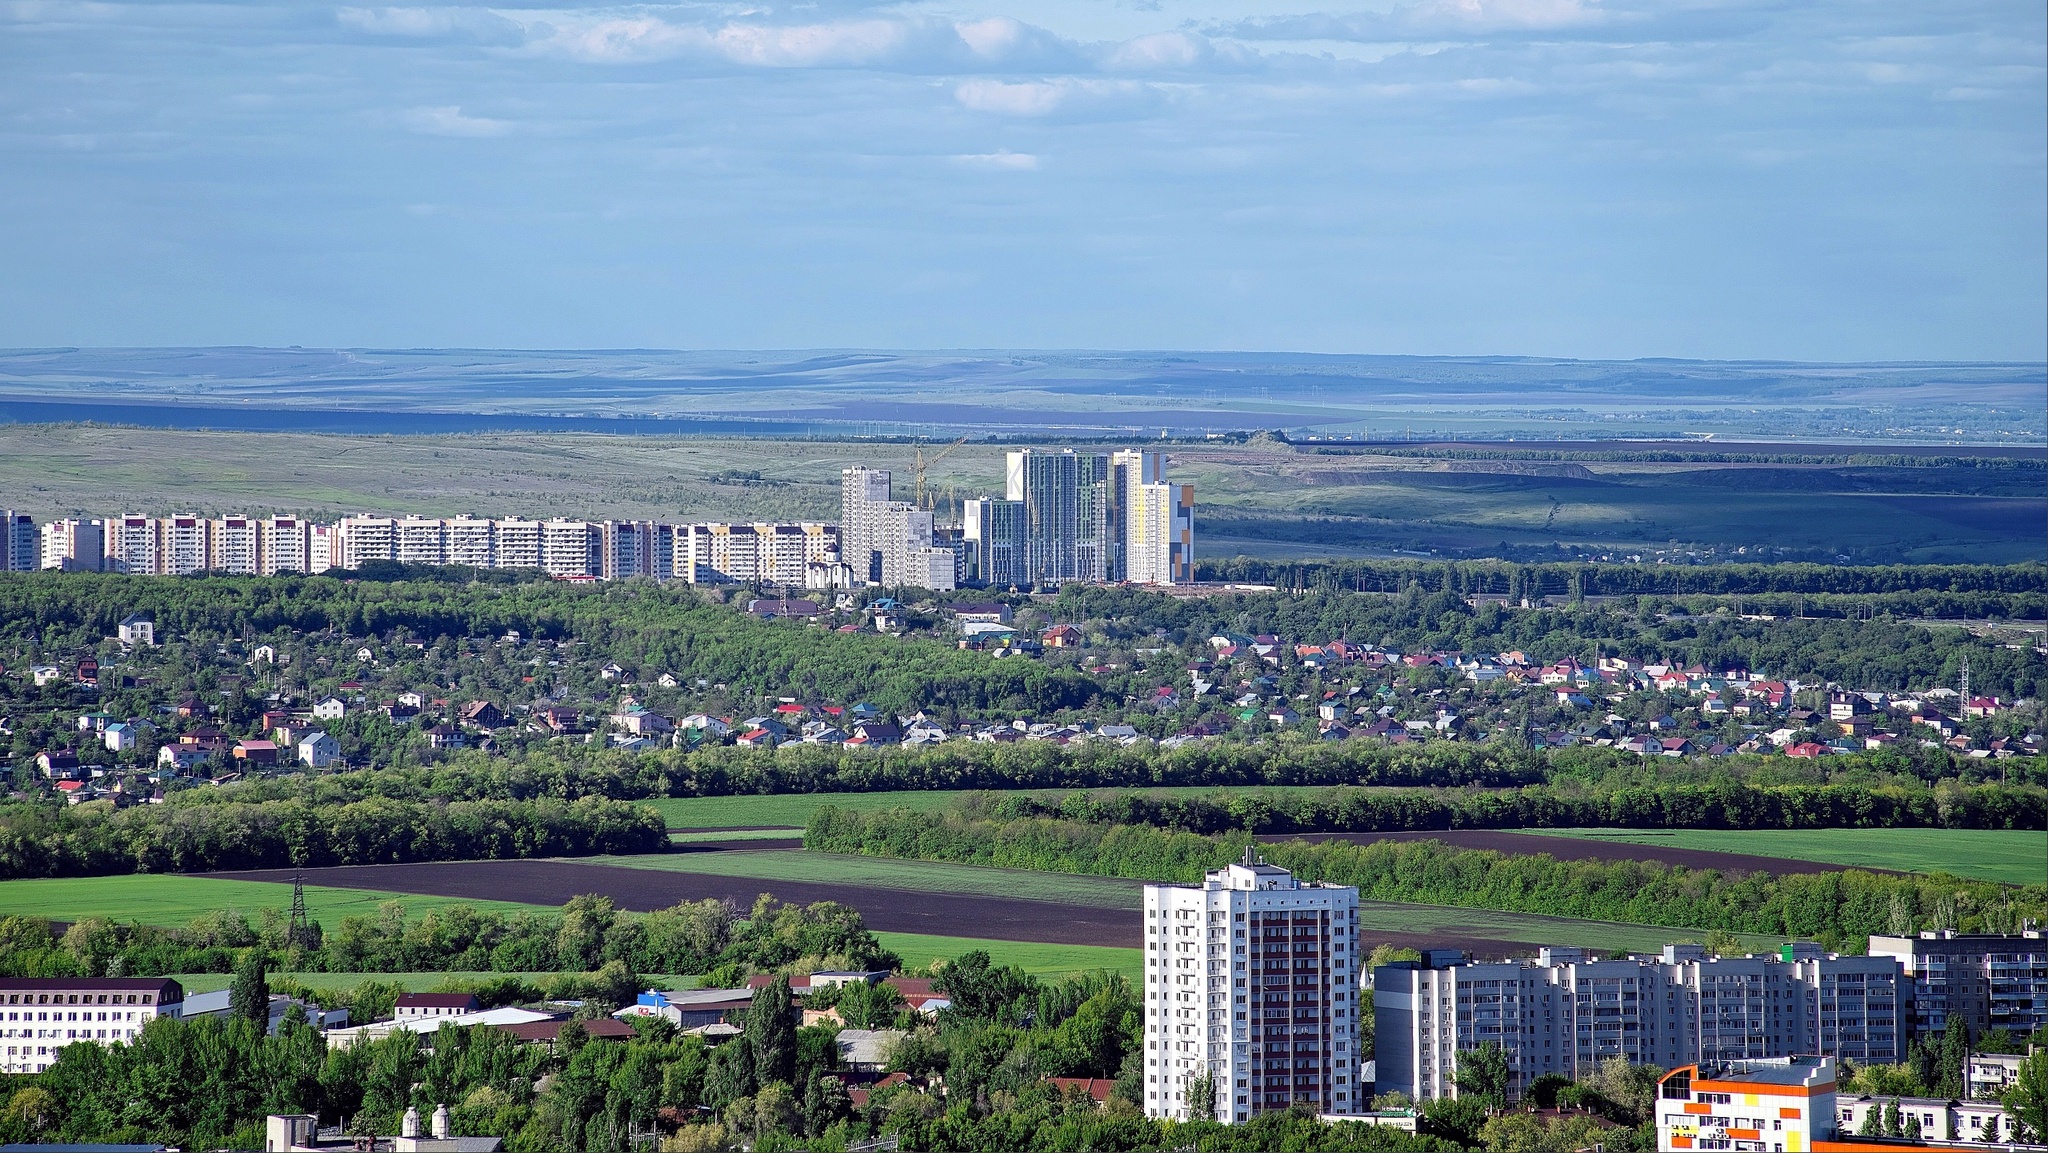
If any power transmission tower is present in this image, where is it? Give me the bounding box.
[288,868,315,952]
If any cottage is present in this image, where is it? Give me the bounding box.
[424,724,466,750]
[311,697,346,721]
[459,700,506,729]
[233,739,279,766]
[36,749,83,779]
[117,614,156,647]
[1041,624,1082,648]
[298,731,343,769]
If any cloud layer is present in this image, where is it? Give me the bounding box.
[0,0,2040,357]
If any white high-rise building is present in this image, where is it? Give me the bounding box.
[0,977,184,1074]
[1144,853,1363,1124]
[40,519,105,572]
[395,517,448,566]
[540,519,599,578]
[878,504,936,587]
[213,516,261,575]
[841,467,894,583]
[601,520,656,580]
[962,498,1025,587]
[108,516,160,575]
[494,519,542,571]
[445,517,495,569]
[160,516,209,575]
[337,516,397,569]
[1128,482,1194,585]
[261,517,310,575]
[2,512,36,572]
[1373,943,1908,1105]
[308,523,338,574]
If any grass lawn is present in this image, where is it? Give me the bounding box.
[671,828,804,843]
[589,849,1145,909]
[0,874,550,928]
[876,933,1141,983]
[1522,828,2048,887]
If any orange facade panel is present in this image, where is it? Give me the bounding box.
[1781,1108,1803,1120]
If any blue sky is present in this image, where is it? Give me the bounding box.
[2,0,2042,359]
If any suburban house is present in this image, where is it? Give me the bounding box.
[298,731,343,769]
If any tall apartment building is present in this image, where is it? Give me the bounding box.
[1,977,183,1075]
[395,517,447,565]
[161,515,210,575]
[445,517,495,569]
[309,523,338,574]
[495,519,542,570]
[2,511,36,571]
[679,523,840,585]
[108,515,161,575]
[214,516,261,575]
[1144,853,1364,1124]
[1127,480,1195,585]
[540,519,600,578]
[1006,449,1111,585]
[841,467,895,583]
[1868,930,2048,1041]
[1375,944,1906,1104]
[337,516,397,569]
[962,497,1026,587]
[39,519,106,571]
[261,517,311,575]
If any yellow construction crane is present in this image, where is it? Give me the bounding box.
[913,435,970,511]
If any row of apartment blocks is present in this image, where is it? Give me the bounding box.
[1375,930,2048,1105]
[2,511,845,585]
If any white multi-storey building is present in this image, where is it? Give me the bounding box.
[308,523,337,574]
[540,519,599,578]
[445,517,495,569]
[108,516,160,574]
[1006,449,1111,585]
[160,515,210,575]
[1375,943,1907,1104]
[1,977,183,1074]
[495,519,542,571]
[1144,853,1363,1124]
[337,516,397,569]
[261,516,310,574]
[214,516,261,575]
[878,504,938,588]
[395,517,448,565]
[1128,481,1194,585]
[1869,930,2048,1042]
[39,519,105,572]
[962,497,1026,587]
[841,467,895,584]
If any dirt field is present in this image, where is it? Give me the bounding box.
[209,859,1143,948]
[1267,830,1860,875]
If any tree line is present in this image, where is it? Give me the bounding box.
[0,793,663,880]
[804,806,2048,950]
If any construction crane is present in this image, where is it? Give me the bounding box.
[913,435,970,511]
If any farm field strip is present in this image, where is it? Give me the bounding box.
[587,849,1145,910]
[1520,828,2048,886]
[0,874,549,928]
[647,785,1411,831]
[669,828,805,842]
[874,933,1140,983]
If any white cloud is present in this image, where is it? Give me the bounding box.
[1105,31,1209,70]
[402,105,512,136]
[955,78,1068,115]
[338,6,522,44]
[952,149,1039,169]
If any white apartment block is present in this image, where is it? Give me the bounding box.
[1128,482,1195,585]
[1,977,183,1074]
[214,515,261,575]
[495,519,542,570]
[2,511,36,571]
[161,515,209,575]
[540,519,599,578]
[39,519,106,572]
[309,523,337,573]
[338,516,397,569]
[1144,853,1363,1124]
[878,504,937,588]
[446,517,495,569]
[1375,943,1906,1104]
[1869,930,2048,1041]
[108,515,161,575]
[841,467,895,583]
[395,517,447,565]
[262,516,311,574]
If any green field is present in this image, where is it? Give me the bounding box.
[1523,828,2048,886]
[875,933,1141,983]
[592,850,1145,909]
[0,874,550,928]
[671,828,805,843]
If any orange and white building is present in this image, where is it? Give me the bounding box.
[1657,1056,1835,1153]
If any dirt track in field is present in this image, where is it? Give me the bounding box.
[1265,830,1862,875]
